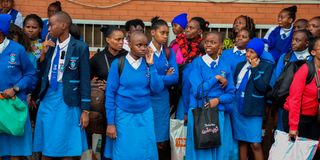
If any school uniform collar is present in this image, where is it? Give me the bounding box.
[233,46,246,56]
[280,25,293,37]
[126,53,143,69]
[56,34,71,50]
[294,48,310,60]
[0,38,9,54]
[202,54,220,68]
[149,41,163,57]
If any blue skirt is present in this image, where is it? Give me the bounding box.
[231,92,263,143]
[104,107,158,160]
[0,105,32,157]
[151,89,169,142]
[186,108,229,160]
[33,84,88,157]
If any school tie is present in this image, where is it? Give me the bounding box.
[281,33,287,39]
[50,45,60,91]
[237,66,251,112]
[210,61,217,69]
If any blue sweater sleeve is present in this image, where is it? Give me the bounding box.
[15,46,37,92]
[149,63,164,93]
[161,49,179,85]
[105,59,120,125]
[252,62,274,93]
[270,54,285,87]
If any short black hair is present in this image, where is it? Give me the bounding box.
[53,11,72,28]
[238,28,255,40]
[23,14,43,29]
[308,36,320,53]
[204,31,224,43]
[125,19,145,32]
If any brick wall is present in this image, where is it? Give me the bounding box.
[14,0,320,25]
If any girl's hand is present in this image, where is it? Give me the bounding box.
[40,33,55,62]
[145,47,154,65]
[251,57,260,68]
[288,130,298,141]
[107,125,117,139]
[166,67,174,75]
[209,98,219,108]
[80,111,89,129]
[215,75,228,88]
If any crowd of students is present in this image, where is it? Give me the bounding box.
[0,0,320,160]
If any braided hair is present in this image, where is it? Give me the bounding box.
[231,15,256,39]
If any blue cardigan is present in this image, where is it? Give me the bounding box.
[234,60,274,116]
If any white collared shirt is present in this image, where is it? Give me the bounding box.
[202,54,219,68]
[126,53,142,70]
[233,46,246,56]
[280,25,293,39]
[0,38,9,54]
[236,61,251,89]
[149,41,163,57]
[7,9,23,28]
[48,34,71,82]
[294,48,310,60]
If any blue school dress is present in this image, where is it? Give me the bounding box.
[185,55,235,160]
[270,49,312,131]
[150,43,179,142]
[0,40,37,157]
[33,84,88,156]
[104,54,164,159]
[266,26,294,62]
[232,60,273,143]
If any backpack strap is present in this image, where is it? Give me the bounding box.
[306,61,315,85]
[164,47,170,60]
[118,56,125,77]
[284,51,293,66]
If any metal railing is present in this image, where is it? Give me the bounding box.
[73,19,275,51]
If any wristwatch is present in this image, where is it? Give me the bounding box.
[13,86,20,93]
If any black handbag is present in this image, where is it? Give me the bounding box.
[192,82,221,149]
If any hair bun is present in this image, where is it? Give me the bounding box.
[151,16,160,25]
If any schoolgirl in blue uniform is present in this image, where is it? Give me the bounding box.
[149,16,179,154]
[265,5,297,62]
[104,32,164,160]
[0,14,37,159]
[0,0,23,28]
[270,29,312,131]
[33,11,90,158]
[231,38,274,160]
[186,31,235,160]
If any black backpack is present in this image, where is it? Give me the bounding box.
[272,51,314,109]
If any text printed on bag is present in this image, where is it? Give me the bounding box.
[202,123,219,135]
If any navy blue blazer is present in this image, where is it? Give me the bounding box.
[234,60,274,116]
[38,36,91,110]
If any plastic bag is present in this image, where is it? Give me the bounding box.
[268,130,319,160]
[170,119,187,160]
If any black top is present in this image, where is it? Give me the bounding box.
[90,47,128,80]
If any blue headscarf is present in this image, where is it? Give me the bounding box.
[246,38,265,58]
